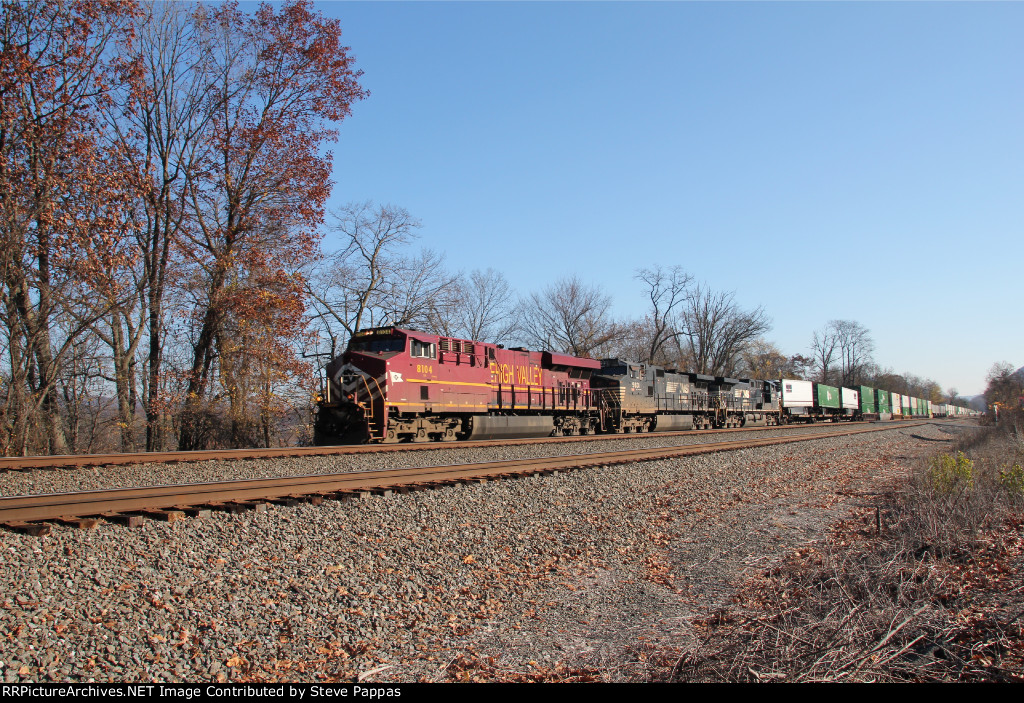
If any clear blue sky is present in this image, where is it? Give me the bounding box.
[310,1,1022,397]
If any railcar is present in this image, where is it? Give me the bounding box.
[589,362,780,432]
[590,360,702,433]
[891,392,904,419]
[709,377,780,427]
[314,327,600,443]
[780,379,859,423]
[840,386,860,420]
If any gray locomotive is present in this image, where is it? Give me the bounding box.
[591,359,780,433]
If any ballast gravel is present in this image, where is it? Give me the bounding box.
[0,422,971,682]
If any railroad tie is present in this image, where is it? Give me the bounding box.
[52,516,100,530]
[98,512,145,528]
[138,509,186,523]
[171,505,214,519]
[2,521,51,536]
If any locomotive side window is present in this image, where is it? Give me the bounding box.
[410,339,436,359]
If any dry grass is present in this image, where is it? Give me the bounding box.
[650,415,1024,682]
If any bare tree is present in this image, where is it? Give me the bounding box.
[104,0,215,451]
[635,265,691,364]
[676,284,770,376]
[519,277,618,357]
[811,320,875,386]
[811,326,840,385]
[375,248,457,331]
[832,320,874,386]
[433,268,520,343]
[596,317,658,364]
[305,202,423,361]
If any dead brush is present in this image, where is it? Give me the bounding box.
[662,419,1024,682]
[665,524,952,682]
[902,452,1000,557]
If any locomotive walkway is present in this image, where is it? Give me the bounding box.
[0,423,923,534]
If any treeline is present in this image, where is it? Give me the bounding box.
[1,0,366,456]
[0,1,970,457]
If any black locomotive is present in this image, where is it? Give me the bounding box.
[591,359,780,433]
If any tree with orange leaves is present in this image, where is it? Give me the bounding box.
[177,0,366,449]
[0,0,140,455]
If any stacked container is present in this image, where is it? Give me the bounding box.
[859,385,876,416]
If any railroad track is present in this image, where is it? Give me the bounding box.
[0,422,923,535]
[0,420,886,472]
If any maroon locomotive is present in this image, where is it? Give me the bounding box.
[314,327,602,443]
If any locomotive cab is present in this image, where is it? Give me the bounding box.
[315,327,410,443]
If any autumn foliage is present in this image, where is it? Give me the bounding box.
[177,0,365,449]
[1,0,365,454]
[0,0,142,455]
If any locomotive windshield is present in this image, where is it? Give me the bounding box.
[348,337,405,354]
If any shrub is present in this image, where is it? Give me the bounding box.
[999,462,1024,503]
[926,451,974,494]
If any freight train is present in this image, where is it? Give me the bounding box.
[313,327,971,444]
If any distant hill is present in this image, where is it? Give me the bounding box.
[966,395,987,411]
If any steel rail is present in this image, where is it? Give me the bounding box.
[0,423,922,525]
[0,420,889,472]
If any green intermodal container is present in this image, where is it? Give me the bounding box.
[876,389,891,413]
[816,383,840,409]
[859,385,876,413]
